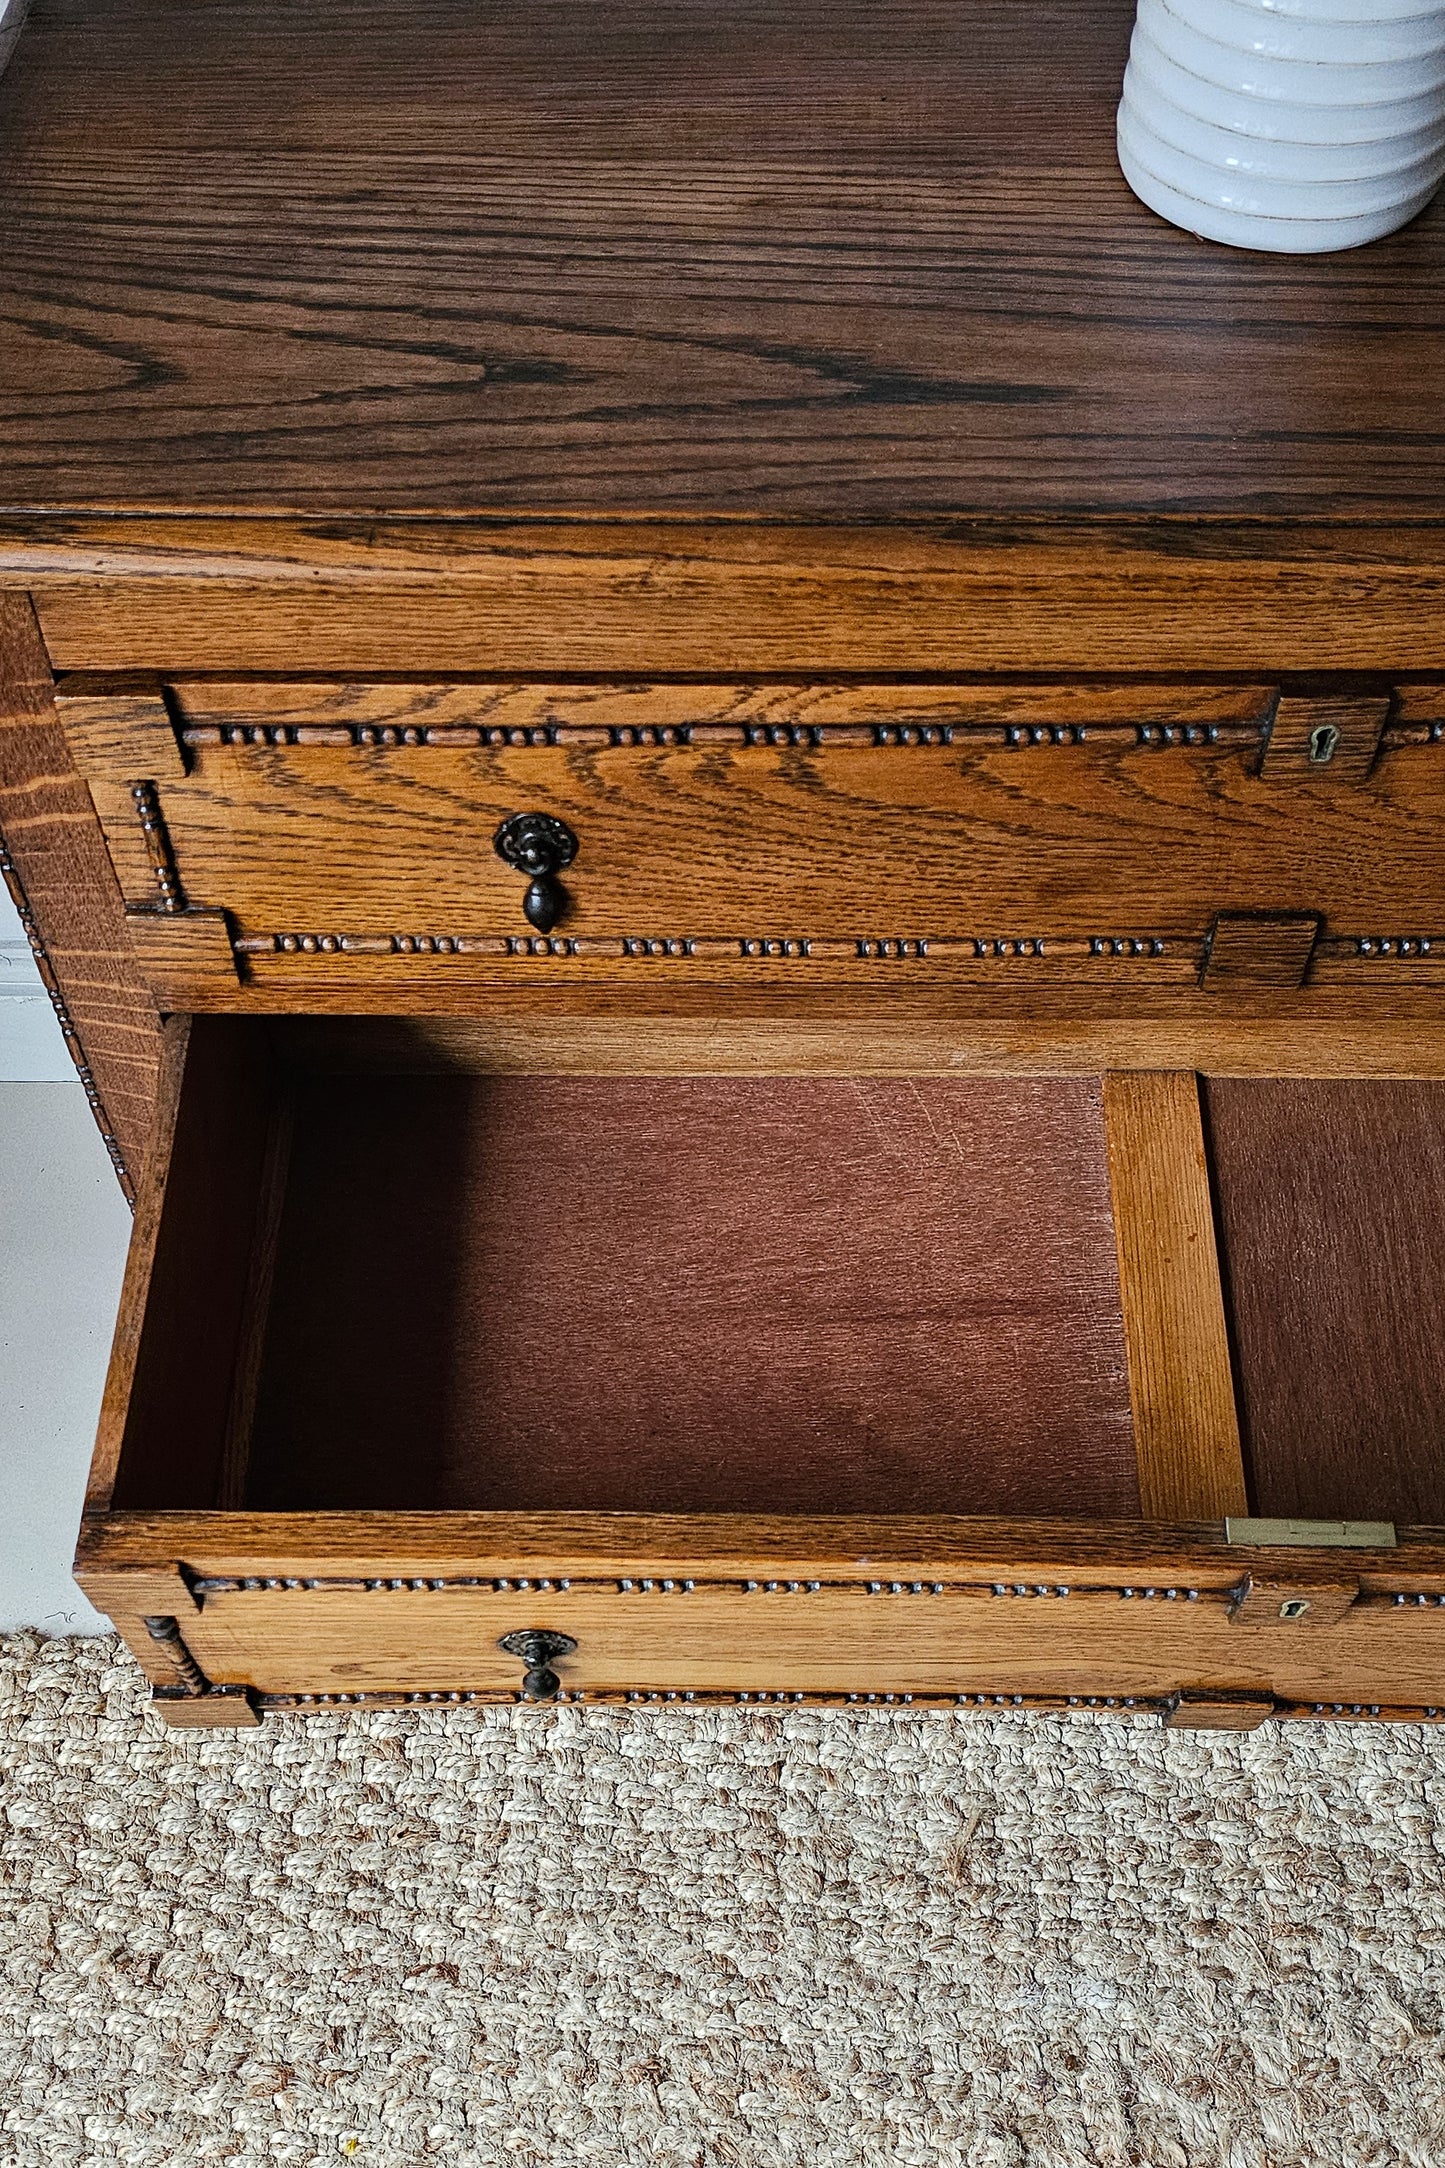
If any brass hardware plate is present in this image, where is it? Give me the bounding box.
[1224,1517,1397,1549]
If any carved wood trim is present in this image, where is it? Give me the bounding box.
[139,1611,262,1725]
[1318,934,1439,963]
[228,925,1445,979]
[1162,1691,1276,1731]
[187,1571,1218,1601]
[250,1685,1158,1712]
[196,1685,1445,1722]
[141,1612,210,1694]
[129,779,185,912]
[233,929,1189,965]
[178,717,1269,753]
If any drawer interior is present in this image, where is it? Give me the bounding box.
[1207,1080,1445,1526]
[96,1018,1445,1533]
[107,1023,1140,1519]
[242,1070,1136,1517]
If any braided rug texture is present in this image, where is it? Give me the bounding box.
[3,1635,1445,2167]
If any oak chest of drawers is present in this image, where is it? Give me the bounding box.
[3,0,1445,1727]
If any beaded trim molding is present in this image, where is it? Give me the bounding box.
[188,1574,1216,1600]
[245,1687,1445,1723]
[182,717,1258,753]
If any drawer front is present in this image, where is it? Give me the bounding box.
[76,1004,1445,1729]
[107,1575,1445,1721]
[58,677,1445,1010]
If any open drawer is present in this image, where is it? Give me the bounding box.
[77,1017,1445,1728]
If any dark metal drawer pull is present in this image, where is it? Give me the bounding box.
[493,812,579,934]
[499,1628,577,1700]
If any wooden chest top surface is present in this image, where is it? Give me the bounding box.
[0,0,1442,526]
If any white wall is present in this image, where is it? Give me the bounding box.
[0,877,78,1078]
[0,883,128,1629]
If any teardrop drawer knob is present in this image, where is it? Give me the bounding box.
[493,812,579,934]
[498,1628,578,1700]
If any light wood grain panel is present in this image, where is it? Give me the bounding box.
[277,1014,1445,1080]
[9,520,1445,676]
[80,736,1445,950]
[1104,1072,1247,1520]
[212,962,1445,1023]
[124,907,241,1005]
[27,568,1445,679]
[169,1582,1445,1712]
[76,1509,1434,1589]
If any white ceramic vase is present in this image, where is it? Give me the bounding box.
[1118,0,1445,252]
[0,0,31,82]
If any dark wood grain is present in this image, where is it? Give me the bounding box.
[1207,1080,1445,1525]
[1,0,1443,521]
[0,590,157,1189]
[243,1072,1139,1518]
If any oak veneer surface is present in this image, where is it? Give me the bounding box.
[83,732,1445,963]
[0,0,1442,520]
[1207,1081,1445,1527]
[243,1075,1139,1517]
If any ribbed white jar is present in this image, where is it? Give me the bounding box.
[0,0,31,82]
[1118,0,1445,252]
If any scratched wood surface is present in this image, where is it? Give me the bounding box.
[1,0,1443,521]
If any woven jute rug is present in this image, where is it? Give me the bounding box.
[3,1635,1445,2167]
